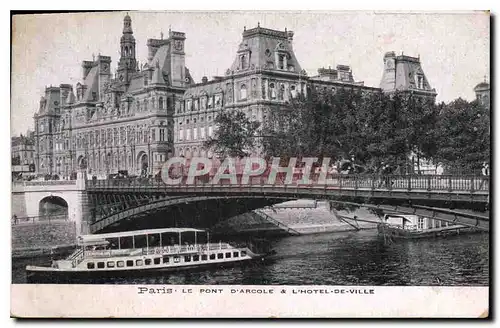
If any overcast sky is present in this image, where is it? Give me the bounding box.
[11,11,489,136]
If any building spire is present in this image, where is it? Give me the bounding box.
[123,13,133,34]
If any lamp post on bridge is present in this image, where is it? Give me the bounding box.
[148,134,151,177]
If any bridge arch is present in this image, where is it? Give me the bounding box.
[90,195,292,233]
[38,195,69,220]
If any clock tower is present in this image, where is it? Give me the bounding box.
[117,13,137,84]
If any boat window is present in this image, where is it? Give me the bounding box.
[184,255,191,262]
[173,256,180,263]
[106,238,120,250]
[162,256,169,264]
[148,234,161,248]
[193,255,200,262]
[145,259,152,265]
[97,262,105,269]
[217,253,223,259]
[136,259,143,266]
[233,251,239,257]
[209,254,216,260]
[119,236,134,249]
[225,252,231,258]
[107,261,115,268]
[241,251,247,256]
[126,260,134,267]
[87,262,95,269]
[117,261,125,268]
[154,258,161,265]
[134,235,147,248]
[202,254,208,261]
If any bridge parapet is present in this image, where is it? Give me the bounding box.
[86,174,489,194]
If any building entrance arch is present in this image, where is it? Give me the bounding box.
[137,151,149,176]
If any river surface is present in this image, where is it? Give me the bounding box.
[12,229,489,286]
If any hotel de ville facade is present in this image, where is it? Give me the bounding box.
[33,14,436,178]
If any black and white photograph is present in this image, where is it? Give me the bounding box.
[9,10,490,318]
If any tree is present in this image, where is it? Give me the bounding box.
[204,110,261,158]
[12,156,20,165]
[431,98,490,172]
[261,88,440,173]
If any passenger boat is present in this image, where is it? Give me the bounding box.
[26,227,273,283]
[377,214,477,240]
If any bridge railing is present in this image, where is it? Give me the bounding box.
[87,174,489,193]
[14,180,77,186]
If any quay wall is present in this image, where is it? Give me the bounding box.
[11,192,27,218]
[11,220,77,257]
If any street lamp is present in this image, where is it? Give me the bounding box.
[148,134,151,177]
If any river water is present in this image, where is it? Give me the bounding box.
[12,229,489,286]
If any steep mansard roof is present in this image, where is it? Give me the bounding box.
[228,26,303,73]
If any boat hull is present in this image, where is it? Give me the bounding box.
[377,224,482,240]
[26,254,268,284]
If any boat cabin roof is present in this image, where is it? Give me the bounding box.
[78,227,205,242]
[77,239,110,247]
[383,214,419,222]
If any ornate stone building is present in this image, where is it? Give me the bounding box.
[34,14,193,177]
[33,15,436,177]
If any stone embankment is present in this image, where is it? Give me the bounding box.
[11,220,76,258]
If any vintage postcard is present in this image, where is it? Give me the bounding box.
[10,10,490,318]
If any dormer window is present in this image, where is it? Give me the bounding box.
[417,75,424,89]
[240,55,247,70]
[278,54,285,70]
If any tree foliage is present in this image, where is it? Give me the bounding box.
[262,89,440,172]
[204,88,490,174]
[203,110,261,158]
[431,98,490,172]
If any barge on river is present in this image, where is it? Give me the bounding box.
[26,227,272,283]
[377,214,478,240]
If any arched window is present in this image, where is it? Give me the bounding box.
[240,84,247,100]
[269,83,276,99]
[159,97,164,110]
[240,55,246,70]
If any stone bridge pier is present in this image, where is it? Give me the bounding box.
[12,171,91,236]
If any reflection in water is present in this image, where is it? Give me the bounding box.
[12,230,489,286]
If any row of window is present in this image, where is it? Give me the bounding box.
[178,126,214,141]
[181,95,223,113]
[416,218,454,230]
[86,251,247,269]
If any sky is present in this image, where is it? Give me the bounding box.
[10,11,490,136]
